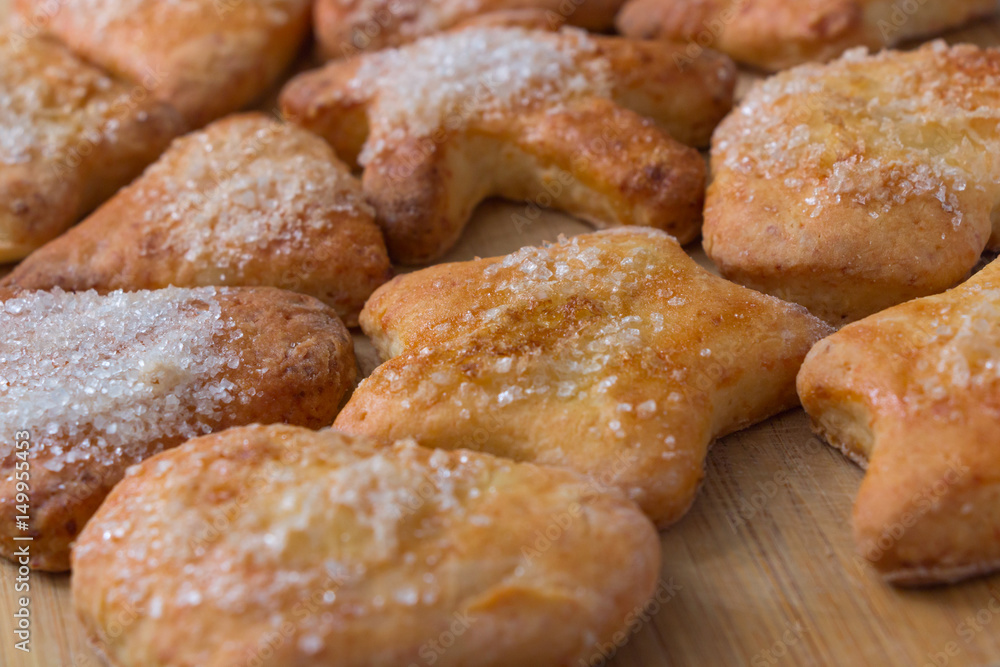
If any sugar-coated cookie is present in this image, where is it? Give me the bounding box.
[3,114,392,327]
[0,35,184,262]
[704,42,1000,324]
[282,26,735,263]
[15,0,312,127]
[799,258,1000,586]
[72,424,661,667]
[335,228,832,525]
[0,287,355,571]
[315,0,625,58]
[616,0,997,71]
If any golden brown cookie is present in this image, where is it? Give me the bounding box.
[335,228,832,526]
[798,258,1000,586]
[72,424,661,667]
[3,113,392,327]
[0,287,355,571]
[616,0,996,71]
[704,42,1000,325]
[282,26,735,264]
[0,34,185,262]
[15,0,312,127]
[315,0,625,59]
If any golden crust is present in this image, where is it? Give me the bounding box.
[0,34,185,262]
[798,259,1000,586]
[315,0,626,58]
[15,0,311,127]
[3,113,392,327]
[72,424,661,667]
[282,26,734,264]
[0,287,355,571]
[616,0,997,71]
[335,228,832,526]
[704,42,1000,325]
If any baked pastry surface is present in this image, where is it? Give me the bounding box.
[616,0,997,70]
[72,424,660,667]
[335,228,832,525]
[315,0,626,58]
[798,258,1000,585]
[3,113,392,327]
[0,287,355,571]
[0,34,185,262]
[282,25,735,263]
[704,42,1000,325]
[14,0,312,127]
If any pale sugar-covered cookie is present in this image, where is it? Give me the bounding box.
[336,228,832,525]
[4,114,392,326]
[799,258,1000,586]
[705,42,1000,324]
[72,424,661,666]
[283,26,735,263]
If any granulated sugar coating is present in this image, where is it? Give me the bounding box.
[714,41,1000,226]
[0,288,240,470]
[0,37,123,165]
[353,27,612,163]
[145,116,371,270]
[912,284,1000,402]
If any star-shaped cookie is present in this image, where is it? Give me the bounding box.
[798,257,1000,586]
[616,0,996,71]
[3,113,392,327]
[704,42,1000,325]
[14,0,312,127]
[335,228,832,526]
[281,25,735,264]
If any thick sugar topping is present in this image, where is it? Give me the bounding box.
[354,27,611,163]
[0,288,241,470]
[145,118,370,270]
[0,37,127,165]
[715,42,1000,226]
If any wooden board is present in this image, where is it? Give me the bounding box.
[5,9,1000,667]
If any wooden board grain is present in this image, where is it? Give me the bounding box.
[5,9,1000,667]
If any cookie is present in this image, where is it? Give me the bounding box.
[72,424,661,666]
[704,42,1000,325]
[0,34,185,262]
[315,0,625,58]
[616,0,996,71]
[282,26,735,263]
[798,258,1000,586]
[335,228,832,526]
[0,287,355,571]
[15,0,312,127]
[3,113,392,327]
